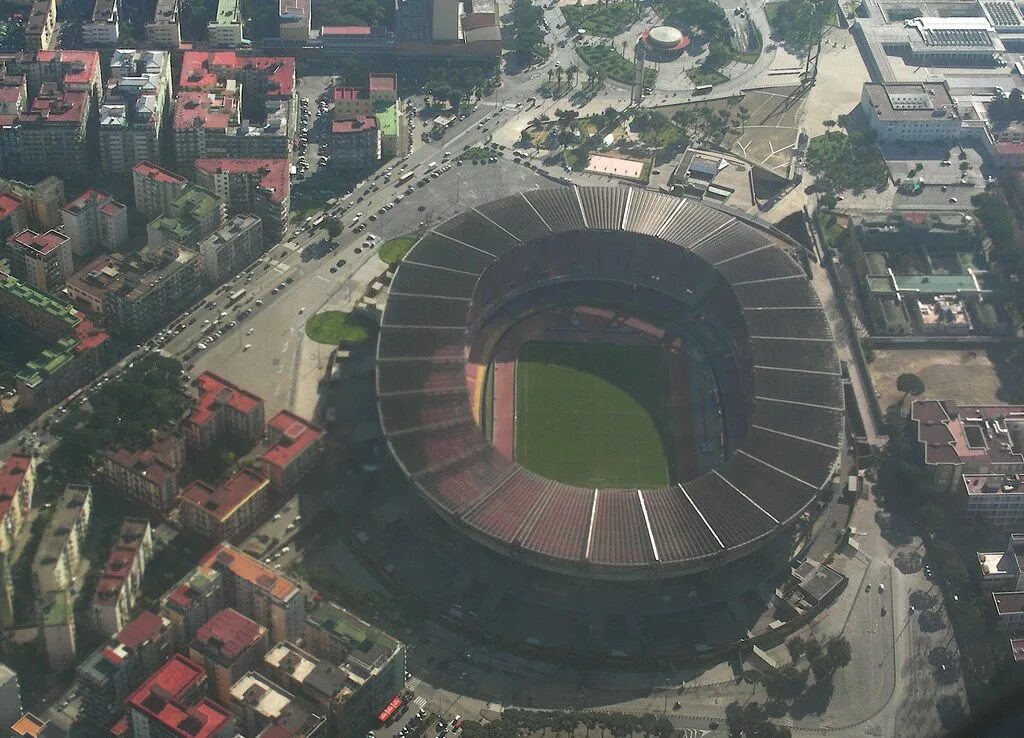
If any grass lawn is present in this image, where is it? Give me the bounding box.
[563,2,639,37]
[305,311,371,345]
[514,341,671,487]
[378,237,417,265]
[577,44,657,86]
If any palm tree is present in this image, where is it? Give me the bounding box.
[556,67,563,90]
[547,68,554,87]
[568,64,580,88]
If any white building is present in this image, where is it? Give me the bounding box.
[61,190,128,256]
[208,0,247,46]
[197,214,263,285]
[100,49,172,173]
[860,82,963,143]
[147,0,182,47]
[31,484,92,595]
[82,0,119,45]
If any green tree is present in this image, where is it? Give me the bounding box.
[785,635,805,661]
[326,218,342,238]
[896,372,926,403]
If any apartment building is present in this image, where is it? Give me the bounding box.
[96,433,183,512]
[201,543,306,642]
[100,49,172,173]
[0,665,20,735]
[0,193,27,242]
[24,0,56,51]
[147,0,182,48]
[993,591,1024,633]
[0,176,64,231]
[0,273,110,409]
[265,641,389,738]
[127,655,237,738]
[331,117,380,169]
[0,454,34,552]
[61,190,128,257]
[66,244,201,338]
[172,90,290,170]
[91,518,154,636]
[161,566,225,645]
[78,611,176,729]
[197,215,263,285]
[262,411,325,491]
[180,468,271,542]
[0,87,92,178]
[228,671,325,737]
[6,229,72,293]
[41,590,76,669]
[208,0,248,47]
[333,74,398,155]
[147,185,225,248]
[187,372,265,449]
[32,483,92,595]
[304,601,405,736]
[83,0,120,45]
[188,608,268,704]
[978,533,1024,593]
[132,161,188,221]
[193,158,289,241]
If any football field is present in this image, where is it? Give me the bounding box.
[514,341,672,487]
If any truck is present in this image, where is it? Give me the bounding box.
[397,171,415,185]
[228,289,247,304]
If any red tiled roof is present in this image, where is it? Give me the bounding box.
[133,161,188,186]
[8,228,67,255]
[73,318,110,352]
[116,610,167,649]
[0,193,22,219]
[332,116,376,134]
[55,50,100,88]
[193,158,289,205]
[368,73,396,92]
[901,212,927,225]
[0,83,23,104]
[181,468,268,522]
[200,543,300,601]
[0,454,30,526]
[996,142,1024,155]
[191,607,265,662]
[20,89,89,124]
[127,654,204,713]
[262,410,324,470]
[912,400,1024,466]
[334,87,365,102]
[63,189,111,215]
[179,51,294,99]
[173,91,235,131]
[110,716,131,737]
[189,372,263,428]
[100,201,125,217]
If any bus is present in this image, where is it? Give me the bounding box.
[693,84,714,96]
[228,289,247,304]
[397,171,415,185]
[311,215,325,230]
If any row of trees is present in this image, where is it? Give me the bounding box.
[505,0,548,64]
[460,709,674,738]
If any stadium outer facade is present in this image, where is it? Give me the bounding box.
[376,187,844,580]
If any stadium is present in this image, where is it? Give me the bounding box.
[376,187,844,580]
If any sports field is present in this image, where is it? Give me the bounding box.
[514,341,672,487]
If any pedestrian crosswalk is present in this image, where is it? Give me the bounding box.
[406,676,422,691]
[412,696,427,709]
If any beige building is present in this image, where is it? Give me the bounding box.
[100,50,173,174]
[61,189,128,257]
[180,468,271,542]
[41,590,76,669]
[131,160,188,221]
[201,543,306,643]
[197,214,264,285]
[24,0,56,51]
[0,176,65,231]
[6,229,72,294]
[96,434,183,512]
[147,0,182,48]
[188,608,267,704]
[91,518,153,636]
[32,483,92,595]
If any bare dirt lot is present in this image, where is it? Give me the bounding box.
[868,348,1003,410]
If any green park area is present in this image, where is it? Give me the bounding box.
[577,44,657,86]
[305,311,371,345]
[514,341,672,487]
[379,237,417,265]
[563,2,640,37]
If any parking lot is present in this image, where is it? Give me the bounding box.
[294,76,336,179]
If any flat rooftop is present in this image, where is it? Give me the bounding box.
[912,400,1024,466]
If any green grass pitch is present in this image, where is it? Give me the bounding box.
[514,341,672,487]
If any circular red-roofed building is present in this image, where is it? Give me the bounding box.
[641,25,690,59]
